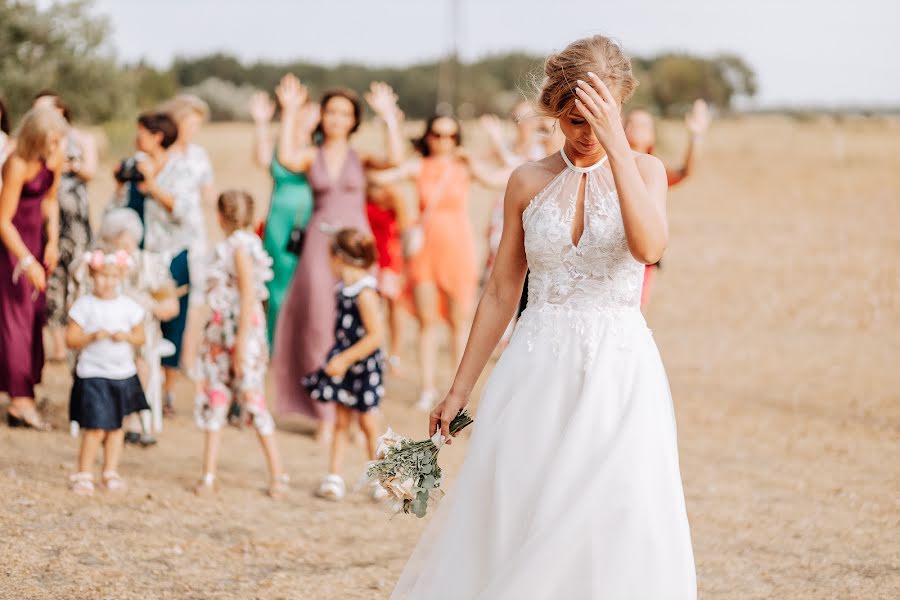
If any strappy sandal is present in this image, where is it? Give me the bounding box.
[315,474,346,501]
[69,472,94,496]
[267,473,290,499]
[194,472,217,497]
[101,471,127,492]
[7,406,52,431]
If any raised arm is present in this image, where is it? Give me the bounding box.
[575,73,668,264]
[667,99,710,186]
[479,114,518,167]
[458,147,514,189]
[367,158,420,187]
[275,74,317,173]
[249,91,276,169]
[363,82,405,169]
[429,164,536,442]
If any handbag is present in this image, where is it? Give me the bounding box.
[402,162,455,258]
[285,200,308,256]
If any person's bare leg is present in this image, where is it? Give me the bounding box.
[78,430,104,473]
[446,295,472,369]
[102,429,125,474]
[201,429,223,478]
[414,283,440,408]
[358,411,381,460]
[386,298,405,373]
[162,366,177,416]
[328,406,352,476]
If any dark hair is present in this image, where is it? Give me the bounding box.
[137,112,178,149]
[217,189,255,229]
[330,227,377,269]
[413,114,462,157]
[0,97,9,135]
[314,88,363,140]
[33,89,72,123]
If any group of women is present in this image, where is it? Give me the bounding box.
[0,91,214,433]
[0,79,708,440]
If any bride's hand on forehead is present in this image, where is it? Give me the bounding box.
[573,72,629,153]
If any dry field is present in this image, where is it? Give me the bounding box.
[1,116,898,599]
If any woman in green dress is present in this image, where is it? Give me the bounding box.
[250,91,319,345]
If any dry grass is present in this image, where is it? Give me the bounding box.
[1,116,898,599]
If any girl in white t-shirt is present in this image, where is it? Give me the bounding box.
[65,249,147,496]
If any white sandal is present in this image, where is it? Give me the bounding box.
[315,474,346,501]
[194,472,217,496]
[101,471,127,492]
[415,389,438,412]
[69,472,94,496]
[268,473,290,498]
[369,480,389,501]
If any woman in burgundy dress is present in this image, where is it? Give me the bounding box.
[0,107,68,429]
[271,74,403,442]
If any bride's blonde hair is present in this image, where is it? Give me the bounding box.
[536,35,638,119]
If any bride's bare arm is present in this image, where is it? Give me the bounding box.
[429,164,540,441]
[576,73,669,264]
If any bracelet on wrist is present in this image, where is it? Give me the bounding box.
[11,254,36,284]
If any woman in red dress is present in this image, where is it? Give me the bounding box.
[624,99,710,308]
[365,181,408,371]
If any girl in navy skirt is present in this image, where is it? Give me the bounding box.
[304,228,387,501]
[66,249,147,495]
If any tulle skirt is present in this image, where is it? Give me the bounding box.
[392,306,696,599]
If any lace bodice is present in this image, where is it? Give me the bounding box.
[522,150,643,314]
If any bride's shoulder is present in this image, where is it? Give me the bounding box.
[506,155,564,208]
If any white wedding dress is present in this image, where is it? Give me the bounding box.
[392,150,696,600]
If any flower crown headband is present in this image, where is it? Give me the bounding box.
[83,249,133,271]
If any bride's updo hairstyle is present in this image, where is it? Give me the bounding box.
[536,35,638,119]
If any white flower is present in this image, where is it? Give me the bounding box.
[384,476,416,501]
[374,427,406,459]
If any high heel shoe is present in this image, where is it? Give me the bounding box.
[6,410,52,431]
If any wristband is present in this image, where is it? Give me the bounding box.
[11,254,36,284]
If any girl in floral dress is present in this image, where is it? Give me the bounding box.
[192,190,287,498]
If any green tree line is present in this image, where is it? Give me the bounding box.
[1,0,756,125]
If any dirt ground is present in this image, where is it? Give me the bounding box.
[1,116,898,599]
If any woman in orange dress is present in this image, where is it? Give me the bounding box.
[370,115,481,410]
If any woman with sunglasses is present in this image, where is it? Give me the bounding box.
[271,74,403,443]
[370,115,494,411]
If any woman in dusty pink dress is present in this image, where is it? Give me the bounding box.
[270,74,403,441]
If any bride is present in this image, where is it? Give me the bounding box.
[392,35,696,599]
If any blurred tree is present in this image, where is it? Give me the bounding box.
[0,0,126,124]
[0,2,757,123]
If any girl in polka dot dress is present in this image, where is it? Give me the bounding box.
[304,228,387,501]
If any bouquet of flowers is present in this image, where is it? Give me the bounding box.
[365,410,474,518]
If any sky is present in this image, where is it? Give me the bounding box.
[65,0,900,108]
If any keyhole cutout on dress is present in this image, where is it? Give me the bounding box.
[570,172,587,247]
